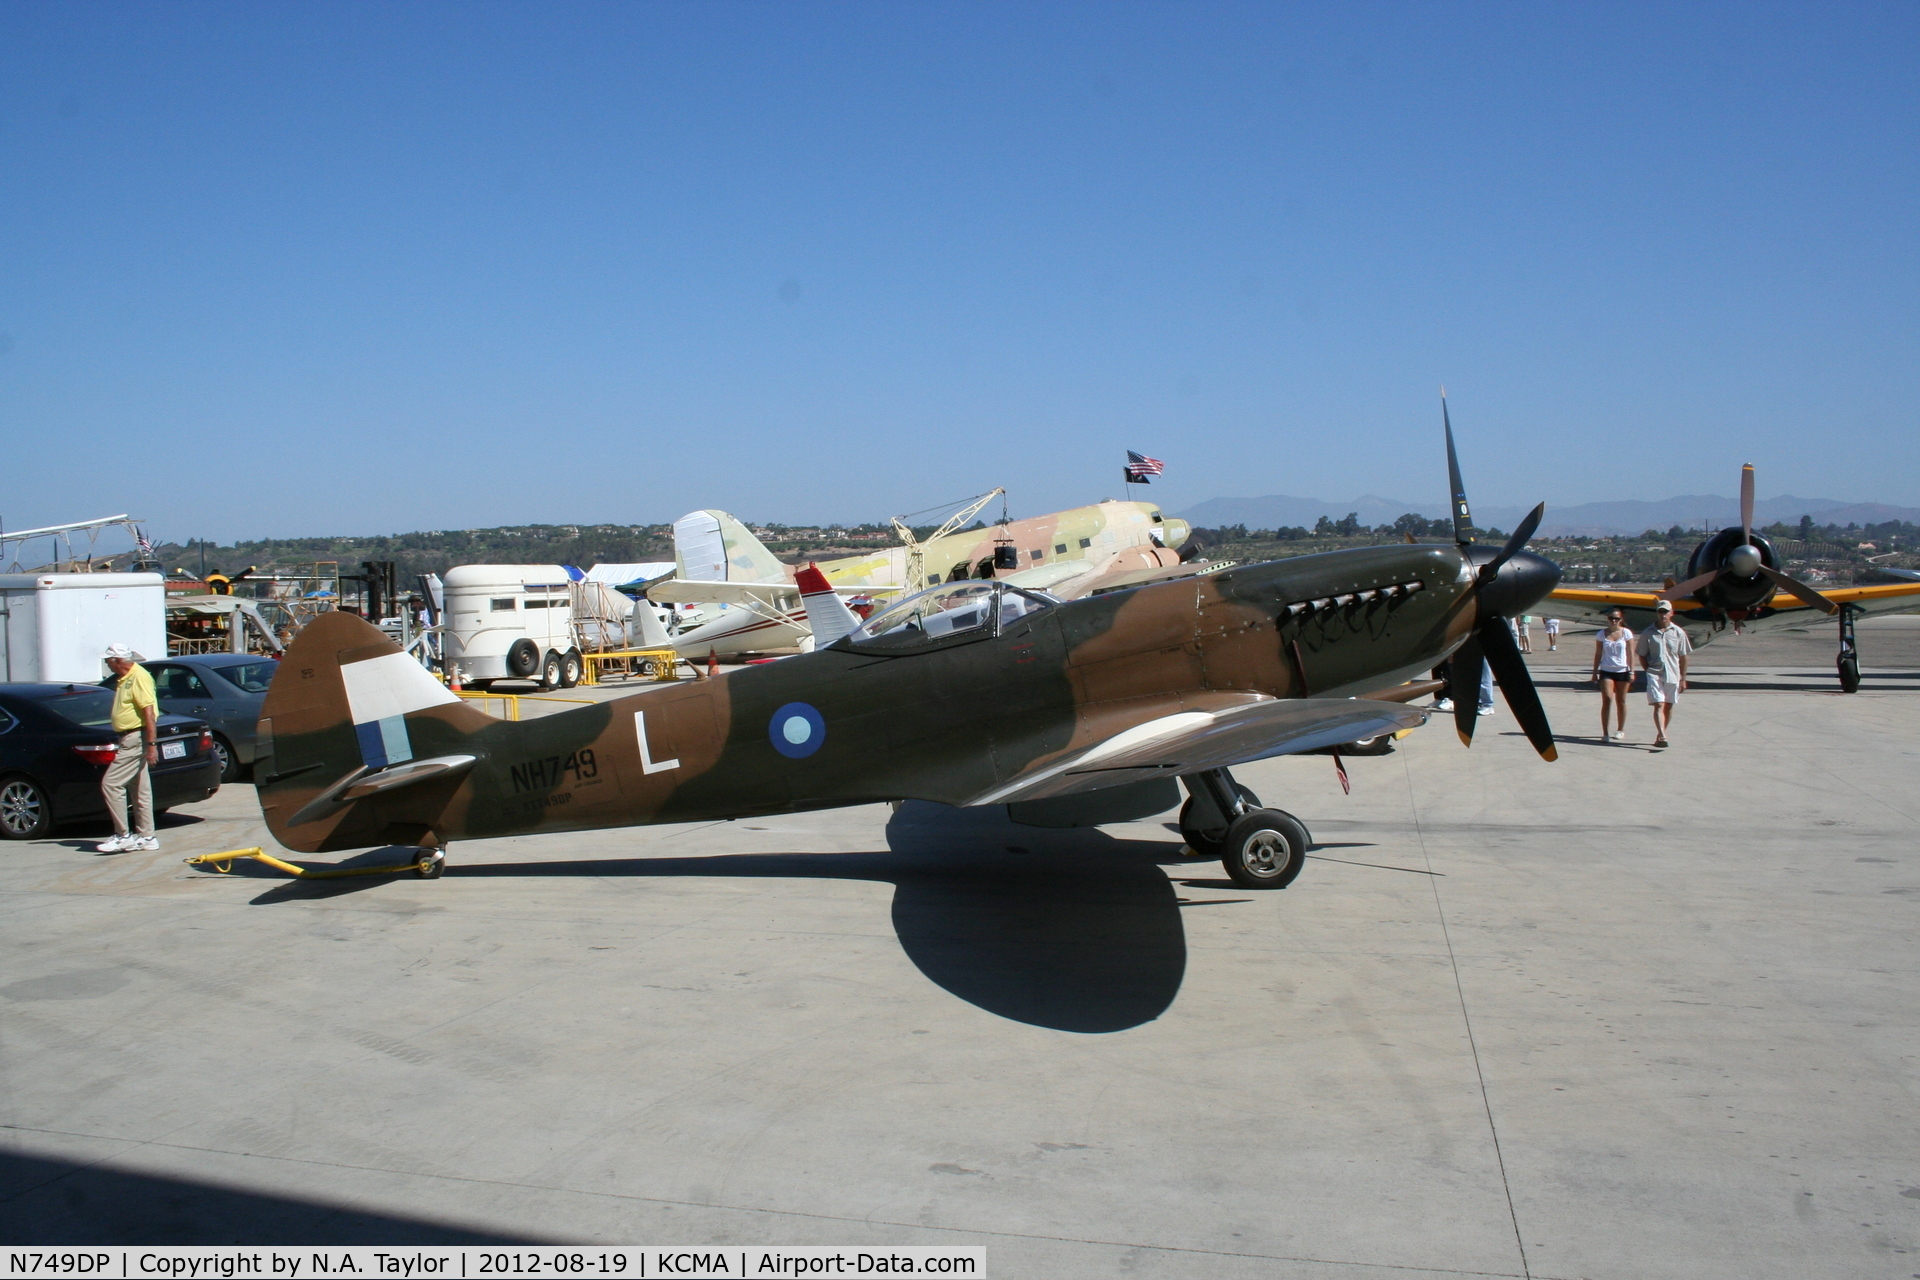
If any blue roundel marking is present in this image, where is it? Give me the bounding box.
[769,702,826,759]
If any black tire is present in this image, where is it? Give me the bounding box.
[1838,653,1861,694]
[539,650,564,690]
[506,638,540,679]
[1340,733,1396,756]
[560,648,583,689]
[0,775,53,840]
[1220,809,1310,890]
[412,849,445,879]
[1178,783,1261,858]
[210,734,243,783]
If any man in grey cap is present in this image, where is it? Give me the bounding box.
[1636,601,1693,749]
[98,643,159,852]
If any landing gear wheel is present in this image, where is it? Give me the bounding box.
[413,848,445,879]
[1221,809,1309,891]
[1838,652,1860,694]
[0,776,52,840]
[1178,784,1261,858]
[560,648,583,688]
[539,651,564,690]
[1341,734,1395,756]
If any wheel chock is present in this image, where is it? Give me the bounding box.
[185,847,445,880]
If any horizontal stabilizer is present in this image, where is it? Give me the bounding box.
[288,755,479,827]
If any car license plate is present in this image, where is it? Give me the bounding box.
[162,740,186,760]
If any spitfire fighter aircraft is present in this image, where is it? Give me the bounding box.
[1547,464,1920,691]
[252,442,1561,892]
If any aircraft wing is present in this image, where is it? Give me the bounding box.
[966,696,1428,806]
[1546,588,1678,626]
[646,577,894,606]
[646,578,797,607]
[1549,581,1920,629]
[1809,582,1920,614]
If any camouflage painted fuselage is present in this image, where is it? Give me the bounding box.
[258,544,1487,854]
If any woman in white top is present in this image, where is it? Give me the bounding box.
[1591,610,1635,742]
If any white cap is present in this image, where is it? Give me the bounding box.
[1654,600,1674,613]
[103,643,145,661]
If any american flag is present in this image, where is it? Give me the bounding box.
[1124,450,1165,483]
[134,526,153,555]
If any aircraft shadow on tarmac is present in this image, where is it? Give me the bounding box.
[230,802,1192,1034]
[0,1149,531,1245]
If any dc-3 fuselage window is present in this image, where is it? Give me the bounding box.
[848,581,1055,650]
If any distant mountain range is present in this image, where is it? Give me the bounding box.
[1175,493,1920,538]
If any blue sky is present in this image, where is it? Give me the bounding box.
[3,2,1916,543]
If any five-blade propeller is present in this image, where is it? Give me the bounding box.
[1439,393,1559,762]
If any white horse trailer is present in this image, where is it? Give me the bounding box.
[441,565,582,689]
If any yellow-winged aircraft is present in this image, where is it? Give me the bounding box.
[1546,464,1920,690]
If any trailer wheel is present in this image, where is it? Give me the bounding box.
[539,651,564,690]
[560,649,583,688]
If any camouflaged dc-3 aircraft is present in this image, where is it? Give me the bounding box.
[253,424,1562,891]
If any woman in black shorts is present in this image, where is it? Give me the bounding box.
[1591,610,1635,741]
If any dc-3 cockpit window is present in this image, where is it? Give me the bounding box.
[848,581,1057,650]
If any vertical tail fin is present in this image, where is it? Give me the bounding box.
[673,510,789,584]
[257,612,497,853]
[796,564,861,647]
[629,596,674,648]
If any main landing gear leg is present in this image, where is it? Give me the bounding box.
[1178,770,1312,891]
[1837,605,1861,694]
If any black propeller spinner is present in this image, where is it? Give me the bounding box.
[1441,391,1561,761]
[1657,464,1839,619]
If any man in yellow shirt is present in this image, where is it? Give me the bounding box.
[99,643,160,853]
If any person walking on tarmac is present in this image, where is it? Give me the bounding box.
[98,644,160,853]
[1592,610,1635,742]
[1637,600,1693,749]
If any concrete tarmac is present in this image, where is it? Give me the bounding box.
[3,627,1919,1276]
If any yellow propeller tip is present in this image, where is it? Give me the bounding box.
[1540,746,1559,762]
[1456,731,1474,748]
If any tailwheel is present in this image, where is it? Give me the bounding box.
[413,848,446,879]
[1221,810,1310,891]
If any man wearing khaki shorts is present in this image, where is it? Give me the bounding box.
[1636,601,1692,749]
[98,644,160,853]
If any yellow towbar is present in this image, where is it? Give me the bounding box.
[185,847,445,879]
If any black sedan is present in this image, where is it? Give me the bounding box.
[0,683,222,840]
